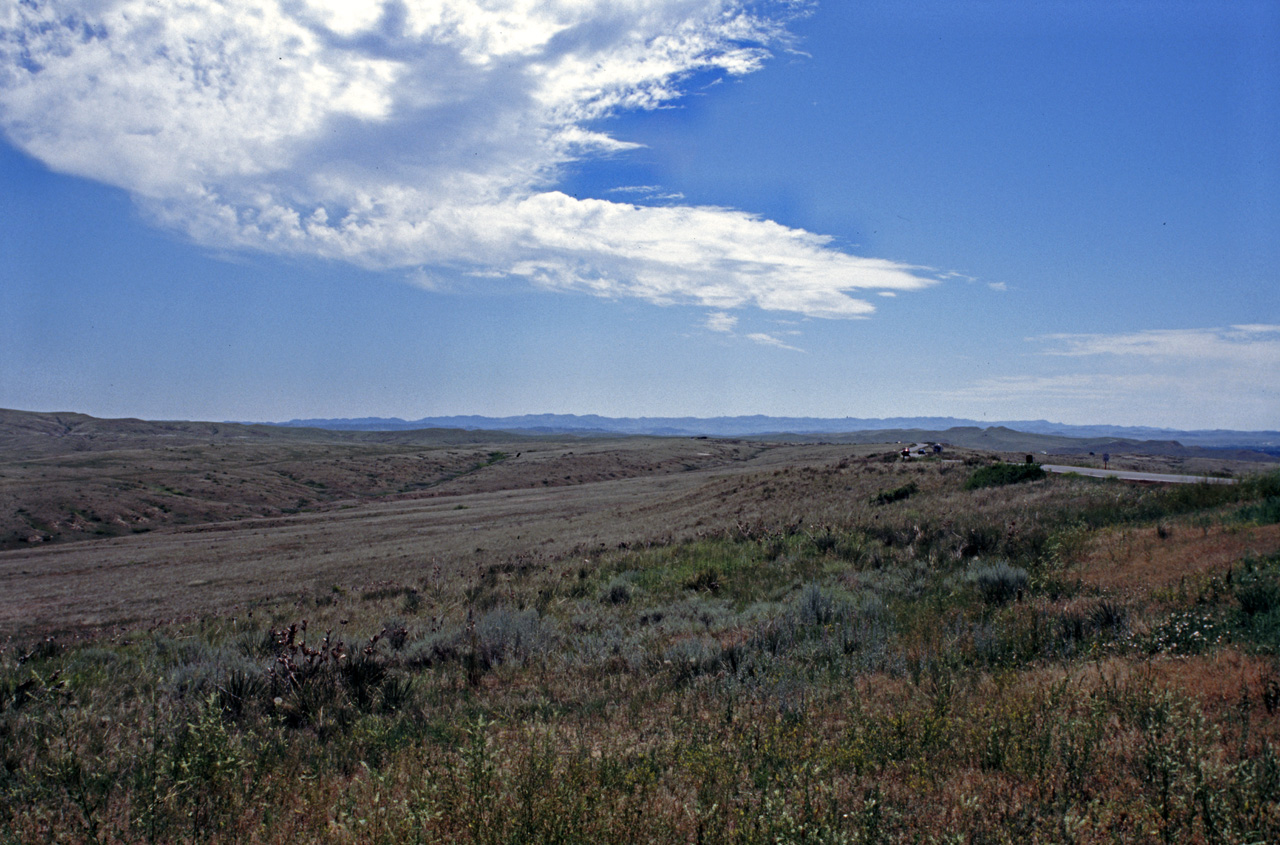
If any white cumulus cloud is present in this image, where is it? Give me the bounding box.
[0,0,937,317]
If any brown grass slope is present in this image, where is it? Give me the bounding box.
[0,437,895,635]
[2,411,1280,842]
[5,408,1270,554]
[3,409,753,550]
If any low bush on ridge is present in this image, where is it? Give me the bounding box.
[964,461,1047,489]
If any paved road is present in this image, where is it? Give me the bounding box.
[1041,465,1237,485]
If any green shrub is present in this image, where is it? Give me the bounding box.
[1237,576,1280,618]
[339,652,387,711]
[662,637,723,684]
[969,561,1029,605]
[808,527,841,554]
[871,482,918,506]
[796,583,839,626]
[958,523,1003,558]
[1236,496,1280,525]
[1240,470,1280,500]
[473,607,554,667]
[964,462,1045,489]
[1235,554,1280,615]
[1090,600,1128,634]
[1232,554,1280,650]
[685,566,722,594]
[600,577,633,605]
[1238,609,1280,652]
[1156,480,1244,513]
[382,617,410,651]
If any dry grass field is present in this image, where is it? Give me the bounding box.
[2,410,1279,843]
[2,426,891,635]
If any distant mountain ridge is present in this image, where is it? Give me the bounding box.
[1,408,1275,459]
[267,414,1280,451]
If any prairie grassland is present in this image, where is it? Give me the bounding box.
[2,445,1279,843]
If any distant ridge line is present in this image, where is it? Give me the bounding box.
[264,414,1279,451]
[1,408,1274,458]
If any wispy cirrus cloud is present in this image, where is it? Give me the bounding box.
[1039,325,1280,366]
[0,0,938,318]
[943,373,1154,406]
[607,185,685,201]
[745,332,804,352]
[937,326,1280,427]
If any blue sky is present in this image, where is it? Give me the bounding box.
[1,0,1277,429]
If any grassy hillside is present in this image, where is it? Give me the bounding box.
[2,430,1279,842]
[3,409,1266,552]
[2,409,741,551]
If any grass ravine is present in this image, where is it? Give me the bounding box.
[2,425,1280,843]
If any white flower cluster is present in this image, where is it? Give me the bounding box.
[1143,610,1226,656]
